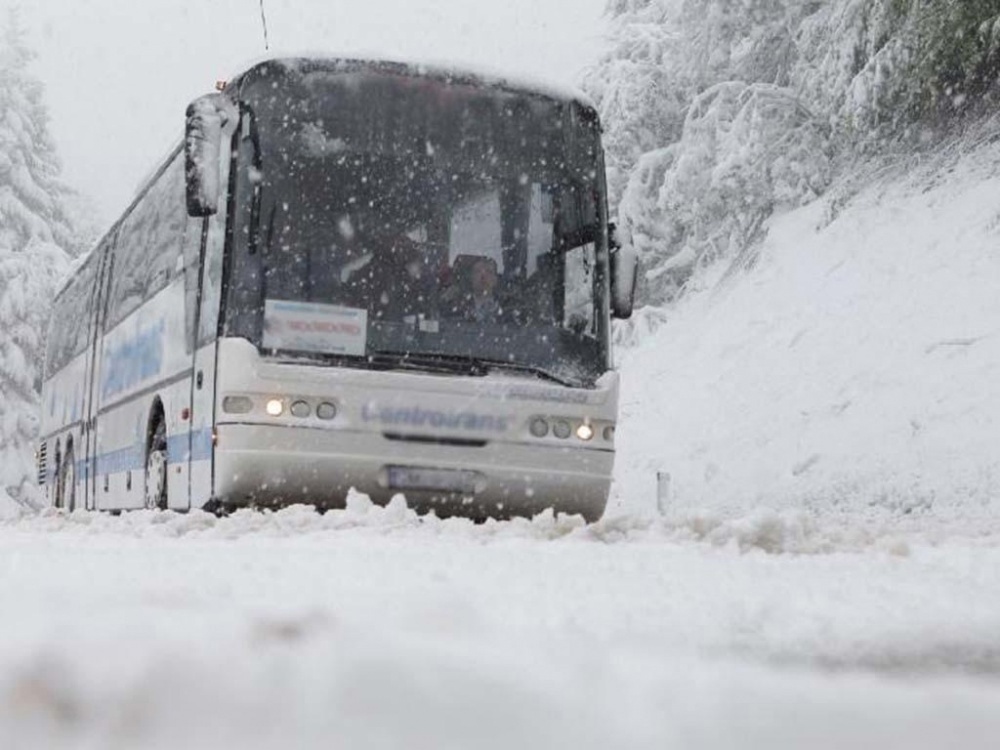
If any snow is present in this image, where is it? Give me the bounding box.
[4,7,1000,745]
[616,79,832,304]
[613,129,1000,527]
[227,53,597,109]
[1,502,999,749]
[588,2,1000,295]
[3,150,1000,744]
[0,13,75,510]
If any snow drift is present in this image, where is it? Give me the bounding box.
[2,502,1000,749]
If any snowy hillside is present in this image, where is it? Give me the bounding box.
[613,125,1000,526]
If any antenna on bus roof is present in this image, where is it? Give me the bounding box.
[258,0,270,51]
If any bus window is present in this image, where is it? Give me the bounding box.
[449,189,503,271]
[563,243,597,338]
[46,278,83,377]
[527,184,555,276]
[46,255,99,378]
[227,65,609,386]
[106,153,188,330]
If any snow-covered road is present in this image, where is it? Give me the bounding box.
[2,501,999,749]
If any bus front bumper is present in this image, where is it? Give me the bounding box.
[211,423,613,522]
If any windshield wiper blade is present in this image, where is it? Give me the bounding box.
[465,358,580,388]
[364,350,487,376]
[276,350,580,386]
[372,351,582,387]
[271,350,465,376]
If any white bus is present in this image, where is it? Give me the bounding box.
[37,57,637,521]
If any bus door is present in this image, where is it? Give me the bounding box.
[81,235,115,510]
[185,141,231,508]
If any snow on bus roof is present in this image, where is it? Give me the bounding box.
[220,52,597,111]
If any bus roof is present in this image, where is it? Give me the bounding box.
[221,55,598,114]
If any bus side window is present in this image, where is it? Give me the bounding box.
[45,249,101,379]
[46,279,79,378]
[106,153,188,330]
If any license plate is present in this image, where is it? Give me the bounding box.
[387,466,478,493]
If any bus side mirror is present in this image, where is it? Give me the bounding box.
[609,223,638,319]
[185,93,235,217]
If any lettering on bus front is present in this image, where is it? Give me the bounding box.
[284,318,363,336]
[101,321,166,400]
[361,402,511,433]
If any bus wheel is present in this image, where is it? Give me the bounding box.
[59,445,76,512]
[145,421,168,511]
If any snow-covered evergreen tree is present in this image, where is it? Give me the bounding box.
[586,1,688,208]
[0,9,74,510]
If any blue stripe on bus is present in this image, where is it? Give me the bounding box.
[48,427,215,484]
[166,427,214,463]
[95,445,143,475]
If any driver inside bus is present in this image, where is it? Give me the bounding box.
[443,255,502,323]
[467,257,501,323]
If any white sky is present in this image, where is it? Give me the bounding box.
[17,0,609,225]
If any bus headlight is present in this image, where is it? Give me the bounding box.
[265,399,284,417]
[531,416,613,444]
[552,420,572,439]
[222,396,254,414]
[289,400,311,418]
[316,402,337,420]
[529,417,549,438]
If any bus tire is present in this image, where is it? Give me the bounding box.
[145,420,168,511]
[201,498,233,517]
[53,441,62,509]
[59,443,76,512]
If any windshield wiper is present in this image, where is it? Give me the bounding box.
[374,351,585,387]
[273,350,583,387]
[462,357,581,388]
[366,351,486,376]
[272,350,476,377]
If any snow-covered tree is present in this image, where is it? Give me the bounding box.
[586,1,1000,306]
[589,1,831,303]
[586,1,688,207]
[0,9,74,510]
[620,81,830,304]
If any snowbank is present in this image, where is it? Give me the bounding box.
[9,490,997,555]
[614,133,1000,525]
[2,503,1000,749]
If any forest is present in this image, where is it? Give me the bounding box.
[587,0,1000,303]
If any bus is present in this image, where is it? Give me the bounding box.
[36,57,637,522]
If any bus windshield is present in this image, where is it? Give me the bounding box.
[226,62,610,387]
